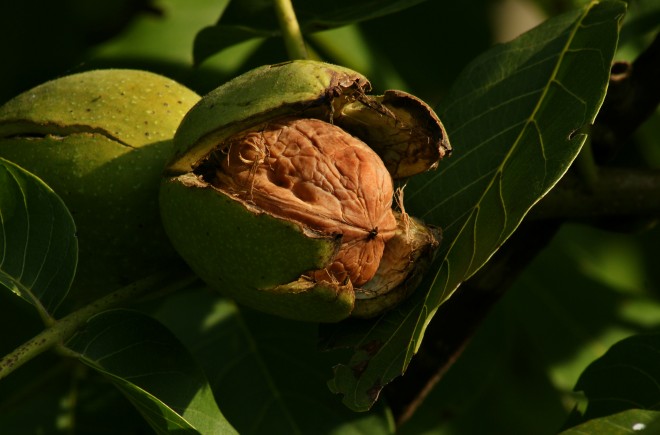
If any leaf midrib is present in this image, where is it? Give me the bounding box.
[426,1,596,301]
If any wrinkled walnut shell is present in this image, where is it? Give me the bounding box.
[210,117,398,286]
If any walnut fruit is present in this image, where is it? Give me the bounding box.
[160,60,451,322]
[0,69,200,304]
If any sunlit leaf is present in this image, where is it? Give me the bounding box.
[193,0,427,64]
[93,0,228,66]
[0,157,77,316]
[560,409,660,435]
[89,0,259,93]
[324,0,626,411]
[65,309,237,435]
[151,288,394,435]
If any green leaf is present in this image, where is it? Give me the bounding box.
[192,25,274,68]
[560,409,660,435]
[324,0,626,411]
[397,223,660,434]
[193,0,427,64]
[151,288,394,435]
[572,333,660,424]
[92,0,227,67]
[64,309,237,435]
[0,157,77,316]
[504,224,659,395]
[619,1,660,49]
[0,352,155,434]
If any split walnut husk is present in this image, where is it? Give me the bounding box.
[159,60,450,322]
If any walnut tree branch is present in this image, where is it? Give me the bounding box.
[530,167,660,220]
[592,32,660,161]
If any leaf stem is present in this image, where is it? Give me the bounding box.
[0,269,197,381]
[273,0,308,59]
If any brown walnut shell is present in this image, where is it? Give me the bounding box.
[209,117,398,286]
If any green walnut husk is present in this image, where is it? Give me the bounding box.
[0,69,200,304]
[160,60,451,322]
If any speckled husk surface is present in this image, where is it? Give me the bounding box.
[0,69,200,306]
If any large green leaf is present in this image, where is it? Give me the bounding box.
[0,157,77,316]
[193,0,427,64]
[64,309,237,435]
[152,288,394,435]
[324,0,626,411]
[397,223,660,434]
[571,333,660,425]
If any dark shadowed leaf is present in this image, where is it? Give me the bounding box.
[323,0,626,411]
[64,309,237,435]
[0,157,77,316]
[151,288,394,435]
[572,333,660,424]
[560,409,660,435]
[0,353,155,435]
[398,223,660,434]
[193,0,427,64]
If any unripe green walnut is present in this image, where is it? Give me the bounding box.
[160,60,451,322]
[0,70,200,303]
